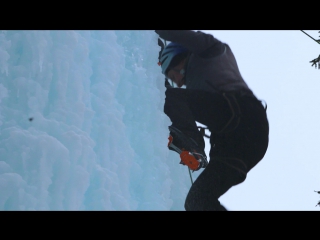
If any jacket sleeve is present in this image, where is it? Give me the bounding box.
[155,30,224,57]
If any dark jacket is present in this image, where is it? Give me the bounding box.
[156,30,254,96]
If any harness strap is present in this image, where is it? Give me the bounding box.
[213,157,248,177]
[260,99,267,111]
[218,93,242,134]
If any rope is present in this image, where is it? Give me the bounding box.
[188,167,194,185]
[300,30,320,45]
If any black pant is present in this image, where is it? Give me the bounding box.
[164,88,269,211]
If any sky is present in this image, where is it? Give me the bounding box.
[201,30,320,210]
[0,30,319,210]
